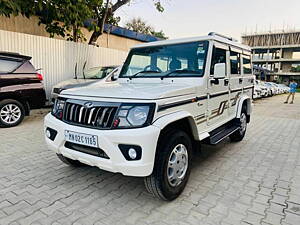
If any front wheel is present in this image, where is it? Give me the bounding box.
[144,129,193,201]
[230,107,247,142]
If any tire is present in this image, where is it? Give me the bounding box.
[230,106,247,142]
[56,154,85,167]
[144,129,193,201]
[0,99,25,128]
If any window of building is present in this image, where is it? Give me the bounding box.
[230,51,240,74]
[242,55,252,74]
[292,50,300,59]
[210,47,226,75]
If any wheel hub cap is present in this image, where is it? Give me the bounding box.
[167,144,188,187]
[0,104,21,124]
[240,113,247,133]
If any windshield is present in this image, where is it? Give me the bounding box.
[84,66,115,79]
[119,41,209,78]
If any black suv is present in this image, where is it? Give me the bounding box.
[0,52,46,127]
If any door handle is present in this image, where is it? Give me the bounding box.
[224,79,229,86]
[210,78,219,85]
[239,78,243,84]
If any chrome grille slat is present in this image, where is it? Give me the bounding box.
[104,108,114,126]
[78,107,84,123]
[88,108,95,124]
[63,102,117,129]
[69,104,75,121]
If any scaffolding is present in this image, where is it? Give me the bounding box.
[242,31,300,47]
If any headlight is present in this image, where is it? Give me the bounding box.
[52,99,65,119]
[113,104,155,128]
[53,88,63,94]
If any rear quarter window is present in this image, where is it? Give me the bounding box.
[0,59,22,73]
[13,61,36,73]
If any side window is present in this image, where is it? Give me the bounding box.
[0,59,22,73]
[210,47,226,75]
[230,51,241,74]
[242,55,252,74]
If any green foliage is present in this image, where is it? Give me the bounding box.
[0,0,35,18]
[291,65,300,72]
[0,0,167,43]
[125,17,167,39]
[151,30,168,39]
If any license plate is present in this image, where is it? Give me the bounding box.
[64,130,98,148]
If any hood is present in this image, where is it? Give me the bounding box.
[54,79,97,90]
[61,80,198,100]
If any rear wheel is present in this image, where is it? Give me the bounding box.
[0,99,25,128]
[230,106,247,142]
[144,129,193,201]
[56,154,85,167]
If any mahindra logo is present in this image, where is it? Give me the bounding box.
[84,102,93,108]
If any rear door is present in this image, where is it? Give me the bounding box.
[228,48,243,116]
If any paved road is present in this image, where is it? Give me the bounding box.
[0,94,299,225]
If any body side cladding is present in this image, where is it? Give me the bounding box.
[152,111,199,141]
[236,96,252,120]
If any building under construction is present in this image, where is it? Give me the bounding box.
[242,31,300,84]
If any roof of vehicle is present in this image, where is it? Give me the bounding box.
[0,52,32,61]
[132,32,251,52]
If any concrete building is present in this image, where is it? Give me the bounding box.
[242,31,300,84]
[0,15,159,52]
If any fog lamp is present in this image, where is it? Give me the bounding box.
[128,148,137,159]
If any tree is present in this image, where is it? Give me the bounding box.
[125,17,167,39]
[125,17,153,34]
[88,0,165,44]
[0,0,166,44]
[38,0,99,42]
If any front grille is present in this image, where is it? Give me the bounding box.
[63,100,118,129]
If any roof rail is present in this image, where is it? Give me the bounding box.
[208,32,237,42]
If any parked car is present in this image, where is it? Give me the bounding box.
[44,32,254,200]
[255,80,268,97]
[253,85,262,99]
[266,82,280,95]
[278,84,290,93]
[265,82,276,96]
[0,52,46,128]
[51,65,120,103]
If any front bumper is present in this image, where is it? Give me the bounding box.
[44,113,160,177]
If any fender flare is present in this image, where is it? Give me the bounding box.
[236,96,252,118]
[152,111,199,141]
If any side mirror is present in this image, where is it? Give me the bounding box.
[213,63,226,79]
[111,73,118,81]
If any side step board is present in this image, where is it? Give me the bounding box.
[208,124,240,145]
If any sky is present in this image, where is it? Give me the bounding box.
[115,0,300,40]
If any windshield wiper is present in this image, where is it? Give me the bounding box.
[129,70,161,80]
[160,69,200,80]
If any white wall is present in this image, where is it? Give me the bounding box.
[0,29,128,100]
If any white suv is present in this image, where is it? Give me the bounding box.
[44,32,254,200]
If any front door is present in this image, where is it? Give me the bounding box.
[207,43,230,127]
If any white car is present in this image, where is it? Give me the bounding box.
[44,32,254,200]
[253,85,262,99]
[278,84,290,93]
[254,80,267,98]
[51,66,120,103]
